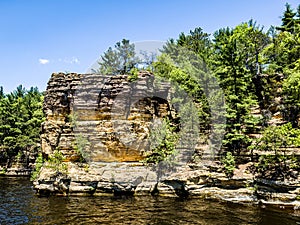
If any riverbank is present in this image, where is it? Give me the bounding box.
[0,164,32,176]
[33,161,300,210]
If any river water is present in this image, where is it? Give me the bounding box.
[0,177,300,225]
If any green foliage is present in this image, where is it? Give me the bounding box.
[153,44,214,132]
[165,27,212,64]
[178,101,201,149]
[68,111,90,162]
[143,118,178,164]
[263,28,300,72]
[66,112,78,128]
[212,23,265,152]
[255,123,300,151]
[73,134,90,162]
[96,39,138,75]
[16,151,23,161]
[277,3,297,33]
[263,4,300,72]
[0,87,4,99]
[283,70,300,126]
[249,123,300,180]
[0,86,44,164]
[221,152,236,177]
[152,6,300,162]
[31,153,44,181]
[255,154,299,180]
[83,164,89,173]
[45,150,68,174]
[1,167,7,175]
[127,67,139,82]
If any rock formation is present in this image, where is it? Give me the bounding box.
[41,71,176,162]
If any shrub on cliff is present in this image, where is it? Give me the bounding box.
[95,39,139,75]
[143,118,178,164]
[249,123,300,180]
[221,152,236,177]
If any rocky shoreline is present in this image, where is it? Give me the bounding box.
[32,161,300,210]
[0,167,31,176]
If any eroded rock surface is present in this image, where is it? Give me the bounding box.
[41,72,176,162]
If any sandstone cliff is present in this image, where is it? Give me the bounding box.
[41,71,177,162]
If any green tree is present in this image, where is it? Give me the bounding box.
[143,118,178,164]
[96,39,138,75]
[277,3,296,33]
[259,5,300,129]
[243,20,270,109]
[154,45,212,132]
[154,38,227,162]
[176,27,212,62]
[0,86,44,167]
[212,24,261,154]
[283,70,300,127]
[221,152,236,177]
[296,4,300,25]
[264,4,300,72]
[249,123,300,180]
[0,87,4,99]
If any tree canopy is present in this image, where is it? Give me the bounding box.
[95,39,138,75]
[0,86,44,167]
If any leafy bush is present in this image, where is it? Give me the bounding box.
[249,123,300,180]
[127,67,139,82]
[143,118,178,164]
[31,153,43,181]
[45,150,68,174]
[221,152,236,177]
[255,154,299,180]
[73,135,90,162]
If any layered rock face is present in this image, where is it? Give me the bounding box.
[36,71,178,195]
[41,72,173,162]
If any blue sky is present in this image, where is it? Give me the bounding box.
[0,0,299,93]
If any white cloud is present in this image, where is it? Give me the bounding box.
[39,57,79,65]
[39,58,50,65]
[72,57,80,64]
[61,57,80,64]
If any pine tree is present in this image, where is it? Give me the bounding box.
[283,71,300,127]
[0,86,44,166]
[277,3,296,33]
[246,20,270,108]
[212,24,260,154]
[249,123,300,180]
[96,39,138,75]
[296,4,300,25]
[263,5,300,72]
[0,87,4,99]
[155,42,214,132]
[176,27,212,62]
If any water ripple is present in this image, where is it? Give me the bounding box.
[0,177,299,225]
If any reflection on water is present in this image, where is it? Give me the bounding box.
[0,177,299,225]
